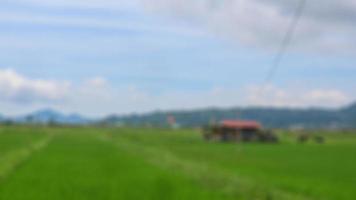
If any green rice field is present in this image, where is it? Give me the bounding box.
[0,126,355,200]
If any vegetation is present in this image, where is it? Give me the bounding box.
[2,103,356,128]
[102,103,356,128]
[0,126,355,199]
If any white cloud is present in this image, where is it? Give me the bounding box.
[0,69,70,104]
[8,0,356,54]
[76,77,113,101]
[85,77,109,89]
[61,84,352,116]
[246,85,350,108]
[0,69,352,117]
[12,0,140,10]
[142,0,356,54]
[0,8,205,40]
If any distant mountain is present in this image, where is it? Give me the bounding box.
[14,109,90,125]
[343,103,356,113]
[101,103,356,129]
[1,103,356,128]
[340,103,356,124]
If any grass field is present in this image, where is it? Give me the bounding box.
[0,126,355,200]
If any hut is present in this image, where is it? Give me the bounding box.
[203,120,277,143]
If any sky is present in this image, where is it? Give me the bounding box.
[1,0,356,117]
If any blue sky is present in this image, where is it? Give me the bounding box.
[1,0,356,117]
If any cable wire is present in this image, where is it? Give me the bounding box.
[258,0,307,95]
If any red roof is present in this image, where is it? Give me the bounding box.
[220,120,262,130]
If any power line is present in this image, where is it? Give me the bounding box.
[259,0,307,94]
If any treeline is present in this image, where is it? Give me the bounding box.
[102,103,356,129]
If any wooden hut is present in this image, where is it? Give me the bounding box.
[204,120,277,142]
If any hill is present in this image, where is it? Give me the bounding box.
[102,103,356,128]
[10,109,90,125]
[1,103,356,128]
